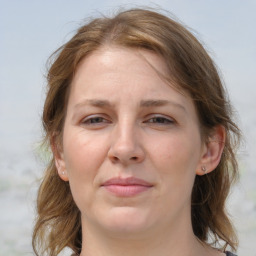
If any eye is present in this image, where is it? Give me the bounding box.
[144,115,175,126]
[81,115,111,127]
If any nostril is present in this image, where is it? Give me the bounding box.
[130,156,138,161]
[113,156,119,161]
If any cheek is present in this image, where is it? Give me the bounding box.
[62,130,109,210]
[152,131,201,170]
[150,129,202,196]
[62,130,108,181]
[143,130,201,223]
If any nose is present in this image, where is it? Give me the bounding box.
[108,123,145,165]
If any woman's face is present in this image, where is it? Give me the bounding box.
[56,47,208,237]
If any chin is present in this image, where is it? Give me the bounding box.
[100,206,153,235]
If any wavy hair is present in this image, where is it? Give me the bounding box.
[32,8,241,256]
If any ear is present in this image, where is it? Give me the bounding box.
[51,135,69,182]
[196,125,226,176]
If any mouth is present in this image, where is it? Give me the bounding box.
[101,177,153,197]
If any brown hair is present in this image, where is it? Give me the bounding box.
[32,8,241,256]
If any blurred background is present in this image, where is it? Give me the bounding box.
[0,0,255,255]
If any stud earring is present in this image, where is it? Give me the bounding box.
[201,166,207,174]
[62,171,65,175]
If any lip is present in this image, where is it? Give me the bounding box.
[101,177,153,197]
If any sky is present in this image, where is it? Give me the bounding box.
[0,0,256,255]
[1,0,256,153]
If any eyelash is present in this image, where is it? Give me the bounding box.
[81,116,110,125]
[145,116,174,125]
[80,115,175,127]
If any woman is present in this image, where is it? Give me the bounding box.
[32,8,240,256]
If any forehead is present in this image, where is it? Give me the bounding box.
[69,47,191,108]
[74,46,169,80]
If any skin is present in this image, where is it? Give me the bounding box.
[55,47,225,256]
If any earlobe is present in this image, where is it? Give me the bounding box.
[196,125,226,176]
[54,158,69,181]
[51,135,69,182]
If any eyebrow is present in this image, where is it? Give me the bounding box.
[140,99,184,110]
[74,99,113,109]
[141,99,187,114]
[74,99,186,112]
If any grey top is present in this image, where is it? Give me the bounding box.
[72,251,237,255]
[226,252,237,256]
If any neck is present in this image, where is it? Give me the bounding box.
[79,213,210,256]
